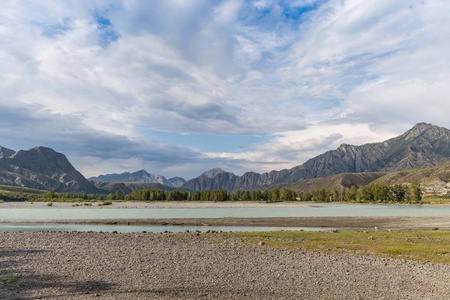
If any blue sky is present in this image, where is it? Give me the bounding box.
[1,0,450,179]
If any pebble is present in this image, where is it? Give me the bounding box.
[0,232,448,300]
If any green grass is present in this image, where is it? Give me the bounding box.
[0,184,45,195]
[225,230,450,264]
[1,275,21,283]
[421,197,450,204]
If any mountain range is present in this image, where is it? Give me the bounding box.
[0,122,449,194]
[89,170,186,188]
[181,123,450,192]
[271,161,450,197]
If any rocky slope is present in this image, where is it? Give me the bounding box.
[271,172,387,193]
[89,170,186,188]
[0,146,97,193]
[182,123,450,192]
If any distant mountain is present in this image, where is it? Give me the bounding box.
[93,182,177,195]
[167,176,186,187]
[89,170,186,188]
[0,146,97,193]
[202,168,226,178]
[267,161,450,197]
[182,123,450,192]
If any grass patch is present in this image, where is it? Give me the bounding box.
[421,197,450,204]
[41,276,59,282]
[226,229,450,264]
[1,275,21,283]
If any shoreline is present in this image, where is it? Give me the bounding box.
[1,215,450,229]
[2,200,450,209]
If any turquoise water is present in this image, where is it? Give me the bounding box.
[0,203,449,221]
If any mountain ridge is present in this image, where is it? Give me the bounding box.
[0,123,448,194]
[0,146,98,193]
[89,170,186,188]
[181,123,450,192]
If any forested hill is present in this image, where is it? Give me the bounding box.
[182,123,450,192]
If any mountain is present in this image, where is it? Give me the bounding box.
[0,146,97,193]
[167,176,186,187]
[271,172,387,193]
[182,123,450,192]
[0,146,15,159]
[267,161,450,197]
[93,182,178,195]
[202,168,226,178]
[89,170,186,188]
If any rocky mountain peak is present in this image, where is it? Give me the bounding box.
[0,146,15,158]
[0,145,97,193]
[182,123,450,192]
[89,170,186,188]
[167,176,187,188]
[403,122,433,140]
[202,168,227,178]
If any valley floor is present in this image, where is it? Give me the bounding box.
[1,232,450,299]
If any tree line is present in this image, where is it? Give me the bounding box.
[1,182,421,203]
[297,183,422,203]
[119,188,298,202]
[115,182,421,203]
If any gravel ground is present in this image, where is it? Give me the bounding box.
[1,232,449,299]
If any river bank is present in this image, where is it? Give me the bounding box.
[1,231,449,299]
[2,215,450,230]
[2,201,450,209]
[1,201,450,230]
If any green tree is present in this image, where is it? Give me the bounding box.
[346,186,358,202]
[44,190,57,199]
[115,190,124,200]
[408,183,422,203]
[280,188,296,201]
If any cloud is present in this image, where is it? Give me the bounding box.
[204,122,397,173]
[0,0,449,178]
[0,103,203,177]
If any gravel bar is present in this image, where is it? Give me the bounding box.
[3,215,450,230]
[1,232,449,299]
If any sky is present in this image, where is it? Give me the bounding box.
[1,0,450,180]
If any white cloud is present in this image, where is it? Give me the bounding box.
[0,0,449,178]
[204,122,397,173]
